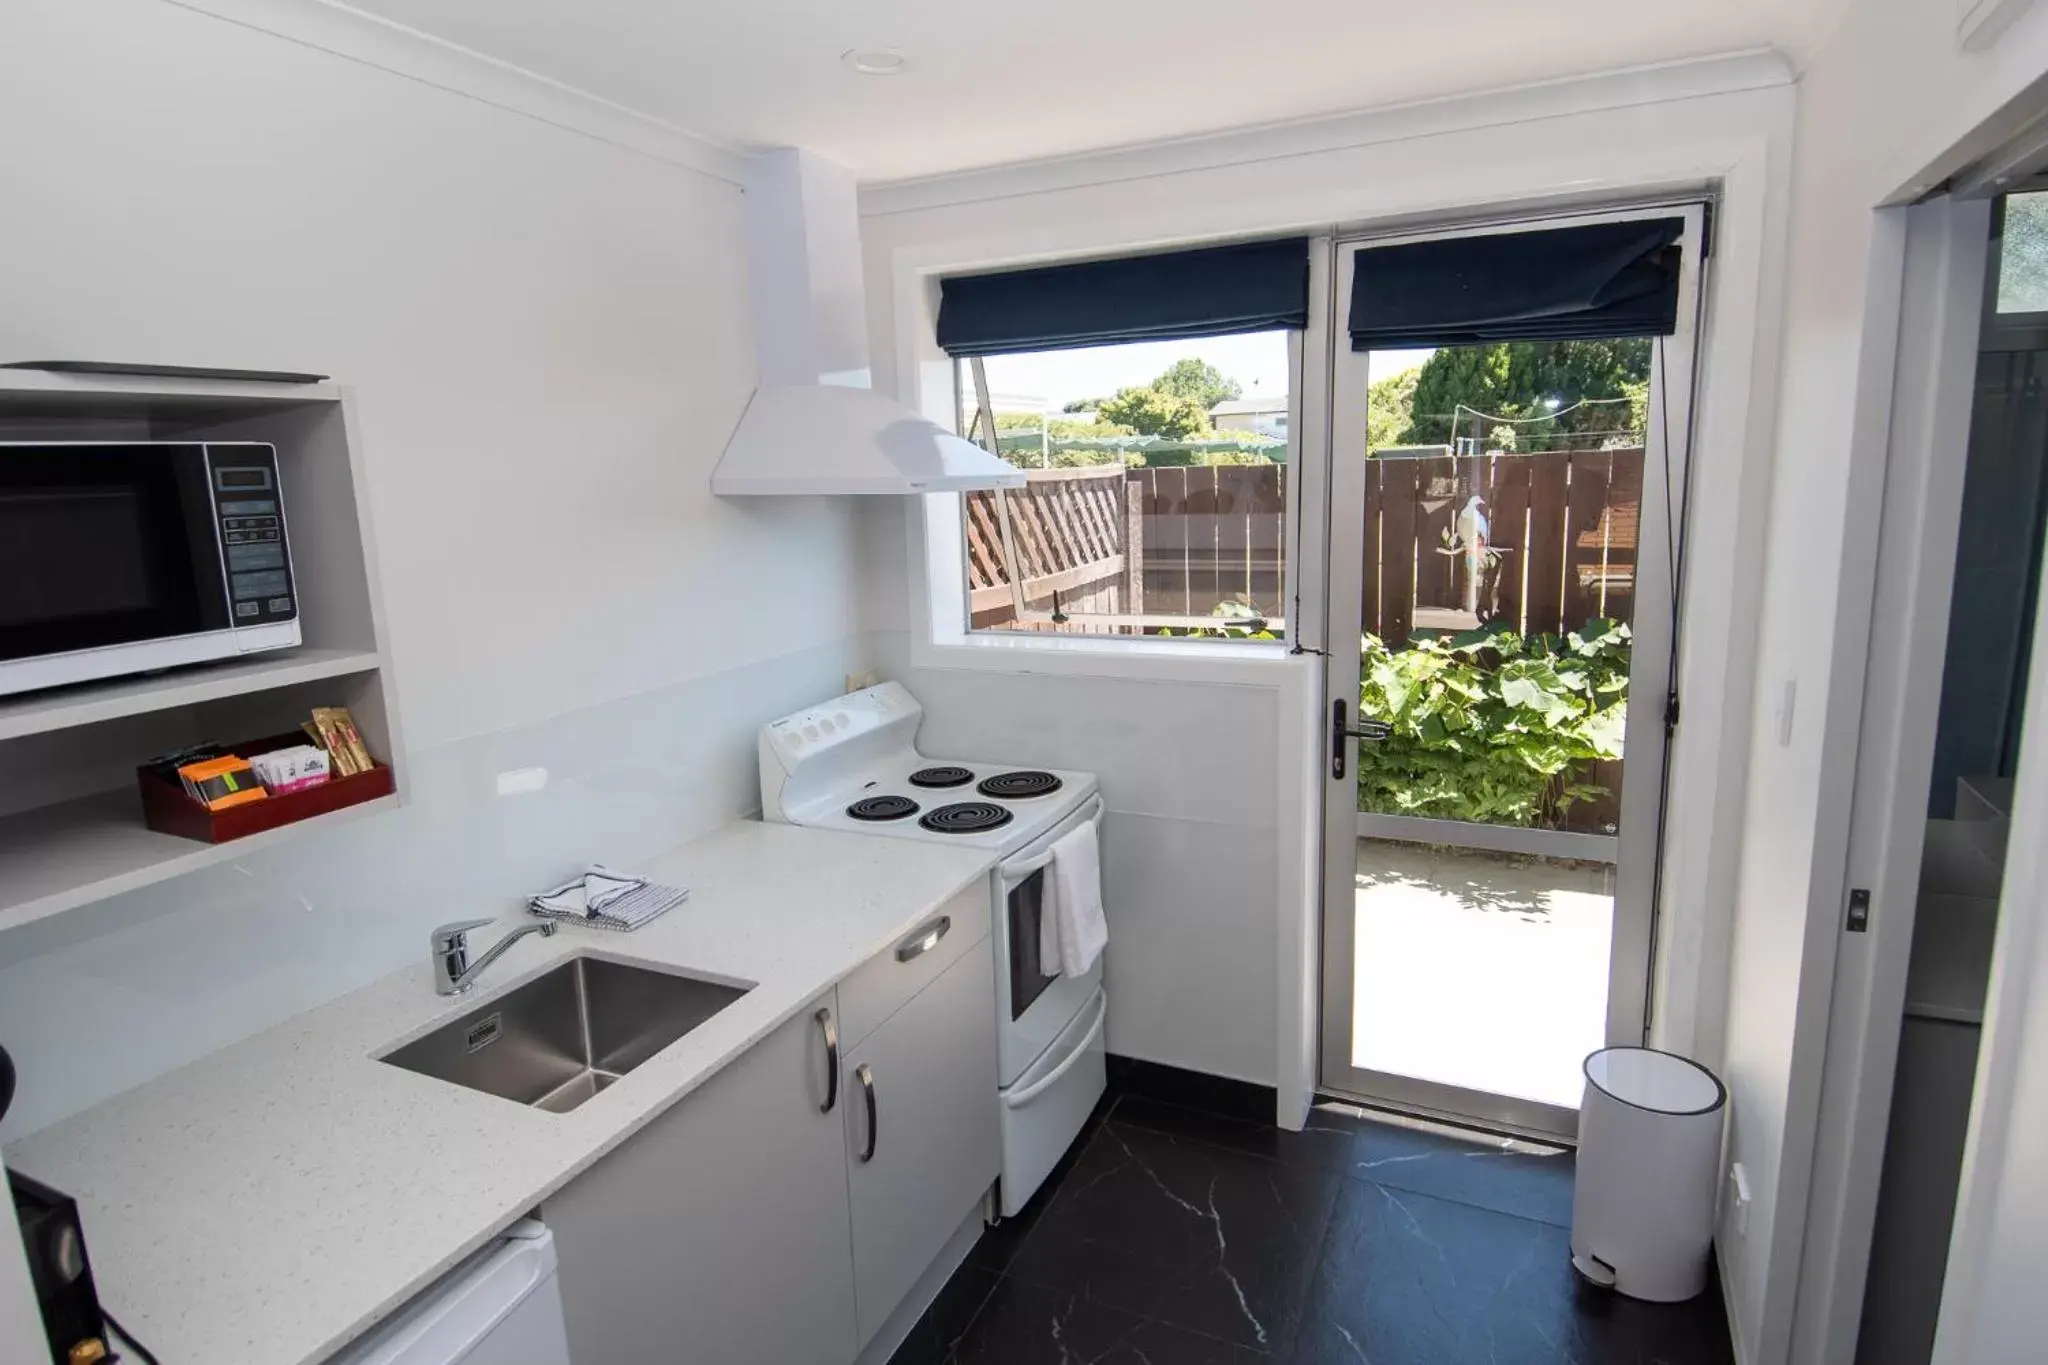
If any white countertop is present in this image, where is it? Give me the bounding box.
[5,820,996,1365]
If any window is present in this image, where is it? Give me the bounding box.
[1997,191,2048,314]
[954,334,1295,642]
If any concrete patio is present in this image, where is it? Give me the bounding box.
[1346,839,1616,1112]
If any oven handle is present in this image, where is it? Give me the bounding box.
[1000,794,1105,890]
[1002,991,1107,1110]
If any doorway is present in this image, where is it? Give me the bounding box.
[1319,205,1709,1138]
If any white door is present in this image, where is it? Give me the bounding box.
[1320,204,1707,1138]
[545,994,858,1365]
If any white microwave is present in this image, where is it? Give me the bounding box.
[0,441,302,698]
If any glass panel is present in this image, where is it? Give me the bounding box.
[1357,339,1646,833]
[1998,191,2048,314]
[0,445,218,661]
[958,332,1290,641]
[1347,337,1650,1112]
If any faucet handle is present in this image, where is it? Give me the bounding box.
[432,918,493,951]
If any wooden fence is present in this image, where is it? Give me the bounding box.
[963,465,1133,628]
[1360,447,1644,642]
[962,447,1641,641]
[963,464,1288,631]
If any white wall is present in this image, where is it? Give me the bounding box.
[1716,4,2048,1362]
[0,0,862,1139]
[857,59,1795,1094]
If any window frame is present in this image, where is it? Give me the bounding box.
[955,331,1303,639]
[909,236,1334,685]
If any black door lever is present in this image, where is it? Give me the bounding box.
[1331,698,1391,779]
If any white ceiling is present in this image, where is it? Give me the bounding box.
[342,0,1835,182]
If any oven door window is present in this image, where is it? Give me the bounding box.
[0,445,228,662]
[1008,867,1061,1020]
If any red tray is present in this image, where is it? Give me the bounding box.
[137,732,396,844]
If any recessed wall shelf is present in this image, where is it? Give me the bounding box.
[0,649,384,743]
[0,787,399,934]
[0,367,407,934]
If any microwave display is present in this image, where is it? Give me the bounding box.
[0,443,298,688]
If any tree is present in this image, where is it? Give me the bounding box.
[1097,385,1212,439]
[1399,339,1650,448]
[1151,358,1241,411]
[1366,367,1420,452]
[1062,397,1105,413]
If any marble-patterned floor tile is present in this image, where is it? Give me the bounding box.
[1003,1120,1340,1355]
[1114,1095,1577,1227]
[947,1277,1267,1364]
[1290,1176,1732,1365]
[969,1089,1119,1273]
[890,1265,1001,1365]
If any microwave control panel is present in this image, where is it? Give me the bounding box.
[206,444,298,625]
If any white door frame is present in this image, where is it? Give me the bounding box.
[1319,202,1708,1138]
[1787,196,1991,1365]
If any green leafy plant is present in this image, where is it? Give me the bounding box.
[1356,620,1631,828]
[1153,598,1281,641]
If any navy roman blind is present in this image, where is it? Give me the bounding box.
[936,237,1311,358]
[1347,217,1686,351]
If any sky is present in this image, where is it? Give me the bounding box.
[976,332,1435,410]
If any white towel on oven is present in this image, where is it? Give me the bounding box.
[1038,819,1107,978]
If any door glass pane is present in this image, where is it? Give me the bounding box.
[1347,337,1650,1115]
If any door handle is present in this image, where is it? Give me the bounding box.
[815,1007,839,1114]
[855,1064,878,1163]
[1331,698,1391,779]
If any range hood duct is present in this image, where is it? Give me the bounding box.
[712,384,1023,495]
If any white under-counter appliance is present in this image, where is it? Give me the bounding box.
[0,441,302,696]
[333,1221,569,1365]
[760,681,1107,1216]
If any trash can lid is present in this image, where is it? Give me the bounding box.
[1584,1047,1725,1116]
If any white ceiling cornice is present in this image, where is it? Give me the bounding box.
[860,49,1795,218]
[163,0,750,186]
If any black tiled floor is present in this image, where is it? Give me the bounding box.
[890,1089,1733,1365]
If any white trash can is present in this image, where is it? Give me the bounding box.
[1571,1046,1726,1302]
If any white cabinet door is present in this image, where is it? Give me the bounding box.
[545,993,856,1365]
[844,939,1000,1344]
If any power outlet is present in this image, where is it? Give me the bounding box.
[496,767,548,797]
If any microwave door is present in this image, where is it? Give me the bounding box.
[0,444,236,694]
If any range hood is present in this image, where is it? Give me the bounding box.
[711,384,1023,495]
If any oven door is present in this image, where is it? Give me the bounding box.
[0,443,287,696]
[993,794,1107,1087]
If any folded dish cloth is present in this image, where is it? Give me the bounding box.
[529,865,688,932]
[1037,820,1107,977]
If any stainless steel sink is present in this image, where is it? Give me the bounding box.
[379,956,752,1113]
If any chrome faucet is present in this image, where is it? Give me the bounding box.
[432,917,557,996]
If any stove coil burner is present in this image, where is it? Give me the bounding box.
[978,770,1063,800]
[919,802,1014,835]
[909,766,976,788]
[848,795,919,822]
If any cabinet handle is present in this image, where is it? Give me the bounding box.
[816,1008,839,1114]
[895,914,952,964]
[855,1064,878,1163]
